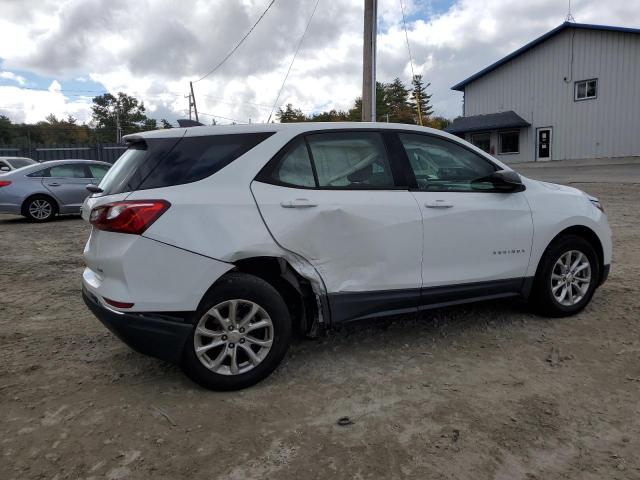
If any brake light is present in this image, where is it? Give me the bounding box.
[0,181,11,187]
[89,200,170,235]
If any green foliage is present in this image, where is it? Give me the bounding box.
[410,74,434,122]
[0,92,172,146]
[277,76,443,127]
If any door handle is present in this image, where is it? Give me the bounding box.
[47,183,61,187]
[425,200,453,208]
[280,198,318,208]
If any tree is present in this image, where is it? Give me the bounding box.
[142,118,158,131]
[91,92,148,140]
[276,104,307,123]
[411,74,433,123]
[160,118,172,129]
[427,116,450,130]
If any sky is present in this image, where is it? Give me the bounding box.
[0,0,639,125]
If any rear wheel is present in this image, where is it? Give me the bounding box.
[24,195,56,222]
[530,235,599,317]
[182,273,292,390]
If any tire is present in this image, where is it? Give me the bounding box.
[530,235,600,317]
[181,272,292,391]
[23,195,57,222]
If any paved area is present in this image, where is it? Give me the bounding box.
[514,157,640,184]
[1,181,639,479]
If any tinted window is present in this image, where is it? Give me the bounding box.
[139,133,274,190]
[399,133,496,192]
[88,164,110,179]
[27,168,49,178]
[269,139,315,187]
[48,164,89,178]
[98,142,152,195]
[306,132,394,188]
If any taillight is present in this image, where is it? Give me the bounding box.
[0,181,11,187]
[89,200,170,235]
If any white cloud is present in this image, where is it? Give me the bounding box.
[0,71,26,85]
[0,0,639,124]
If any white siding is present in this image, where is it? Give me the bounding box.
[463,29,640,163]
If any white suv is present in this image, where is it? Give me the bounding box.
[81,123,611,390]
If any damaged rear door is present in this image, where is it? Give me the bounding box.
[251,130,423,323]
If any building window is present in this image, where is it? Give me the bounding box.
[471,133,491,153]
[575,79,597,100]
[498,131,519,154]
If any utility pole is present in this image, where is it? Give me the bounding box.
[189,81,199,123]
[115,102,122,143]
[362,0,377,122]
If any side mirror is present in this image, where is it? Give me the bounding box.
[473,170,526,193]
[86,184,103,194]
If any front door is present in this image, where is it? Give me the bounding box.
[537,127,552,161]
[251,131,424,322]
[395,132,533,292]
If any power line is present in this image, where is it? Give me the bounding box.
[198,111,248,124]
[399,0,423,125]
[194,0,276,83]
[266,0,321,123]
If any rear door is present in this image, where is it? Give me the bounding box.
[251,130,424,323]
[42,163,93,209]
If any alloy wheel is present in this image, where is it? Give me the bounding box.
[550,250,592,306]
[193,299,274,375]
[29,199,53,220]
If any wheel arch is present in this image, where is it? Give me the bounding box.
[21,192,60,216]
[205,256,325,337]
[532,225,605,289]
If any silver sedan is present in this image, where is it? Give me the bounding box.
[0,159,111,221]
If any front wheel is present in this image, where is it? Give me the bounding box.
[181,273,292,390]
[530,235,600,317]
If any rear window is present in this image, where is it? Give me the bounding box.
[98,132,273,195]
[138,133,273,190]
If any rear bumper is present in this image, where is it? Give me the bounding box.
[82,287,193,364]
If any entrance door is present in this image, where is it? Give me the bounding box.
[537,128,552,160]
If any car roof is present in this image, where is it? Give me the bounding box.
[5,159,111,174]
[0,156,34,161]
[123,122,448,141]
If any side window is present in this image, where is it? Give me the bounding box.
[398,133,497,192]
[139,133,274,190]
[88,164,110,180]
[48,164,89,178]
[306,132,395,189]
[0,161,9,170]
[270,139,316,187]
[27,168,49,178]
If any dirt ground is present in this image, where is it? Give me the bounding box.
[1,182,639,480]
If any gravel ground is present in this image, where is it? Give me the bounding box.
[1,182,638,480]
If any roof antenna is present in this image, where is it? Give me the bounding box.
[565,0,576,22]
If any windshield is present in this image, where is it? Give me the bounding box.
[8,158,36,168]
[98,143,150,195]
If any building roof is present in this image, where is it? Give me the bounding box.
[445,111,531,134]
[452,22,640,91]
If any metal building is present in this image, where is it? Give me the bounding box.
[446,22,640,163]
